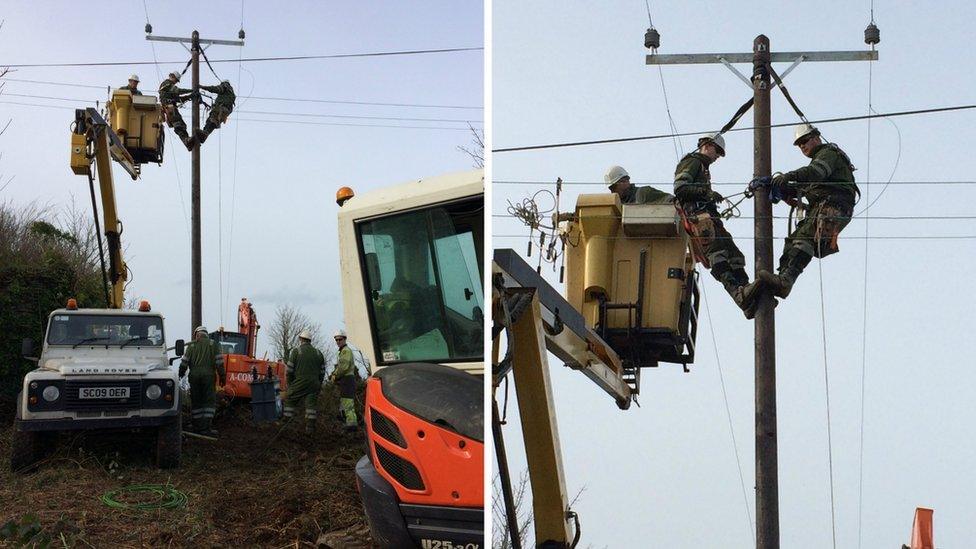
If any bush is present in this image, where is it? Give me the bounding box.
[0,201,104,398]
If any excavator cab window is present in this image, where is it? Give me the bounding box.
[210,331,247,355]
[356,196,483,365]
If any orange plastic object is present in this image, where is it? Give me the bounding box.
[219,354,288,399]
[910,507,934,549]
[66,298,78,310]
[336,186,355,206]
[138,300,151,312]
[365,376,483,508]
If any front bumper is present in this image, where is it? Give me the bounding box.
[15,410,179,432]
[356,456,484,548]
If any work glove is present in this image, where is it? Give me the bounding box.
[708,190,724,203]
[178,362,187,378]
[771,173,788,190]
[748,176,771,193]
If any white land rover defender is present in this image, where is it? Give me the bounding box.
[11,301,184,472]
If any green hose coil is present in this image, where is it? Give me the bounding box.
[100,484,188,510]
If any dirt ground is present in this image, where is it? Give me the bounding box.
[0,387,372,548]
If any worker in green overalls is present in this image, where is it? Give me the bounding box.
[285,330,326,433]
[179,326,225,436]
[330,329,358,432]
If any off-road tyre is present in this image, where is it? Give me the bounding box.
[155,414,182,469]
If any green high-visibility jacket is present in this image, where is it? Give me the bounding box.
[784,143,859,204]
[180,338,224,378]
[201,83,236,110]
[333,346,354,379]
[158,79,190,104]
[288,342,325,383]
[621,185,673,205]
[673,152,715,202]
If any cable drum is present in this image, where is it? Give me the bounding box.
[100,484,188,511]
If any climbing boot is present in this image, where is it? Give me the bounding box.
[729,279,765,320]
[758,270,795,299]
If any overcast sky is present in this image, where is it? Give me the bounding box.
[493,1,975,547]
[0,1,483,361]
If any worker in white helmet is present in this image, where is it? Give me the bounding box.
[158,72,193,150]
[179,326,225,436]
[756,124,859,299]
[329,329,359,432]
[284,329,326,433]
[673,133,759,318]
[122,74,142,95]
[604,165,672,205]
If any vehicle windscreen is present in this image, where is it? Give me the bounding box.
[46,314,165,346]
[357,196,484,365]
[211,332,248,354]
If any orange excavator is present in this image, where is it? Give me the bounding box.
[211,298,288,399]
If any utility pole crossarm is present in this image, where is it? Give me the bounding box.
[147,35,244,47]
[646,50,877,65]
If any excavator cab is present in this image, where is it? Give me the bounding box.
[106,89,164,165]
[562,193,699,376]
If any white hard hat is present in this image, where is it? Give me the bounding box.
[129,74,140,82]
[169,71,181,82]
[604,165,630,189]
[298,330,312,341]
[793,123,820,146]
[194,325,208,334]
[698,133,726,157]
[333,329,347,339]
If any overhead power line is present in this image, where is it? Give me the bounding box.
[493,180,976,186]
[493,234,976,240]
[2,46,484,68]
[0,100,474,131]
[493,103,976,152]
[2,77,482,109]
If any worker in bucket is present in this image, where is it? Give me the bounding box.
[195,80,236,145]
[284,330,326,434]
[604,165,672,205]
[158,72,194,150]
[121,74,142,95]
[329,329,359,433]
[179,326,225,436]
[673,133,760,318]
[755,123,859,299]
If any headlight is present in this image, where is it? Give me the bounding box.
[145,384,162,400]
[42,385,60,402]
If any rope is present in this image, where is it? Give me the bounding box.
[226,3,245,317]
[100,484,188,510]
[218,128,224,327]
[198,47,222,80]
[700,283,756,545]
[817,251,837,549]
[857,24,876,549]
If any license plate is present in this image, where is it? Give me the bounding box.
[79,387,130,399]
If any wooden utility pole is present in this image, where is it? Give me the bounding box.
[147,29,243,331]
[646,36,876,548]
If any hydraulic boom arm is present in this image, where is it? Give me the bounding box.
[70,107,139,309]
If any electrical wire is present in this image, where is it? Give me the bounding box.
[226,0,245,318]
[493,179,976,186]
[493,103,976,152]
[493,234,976,240]
[495,213,976,221]
[3,46,484,68]
[817,252,838,549]
[3,77,481,109]
[0,91,483,122]
[0,100,476,131]
[700,283,756,546]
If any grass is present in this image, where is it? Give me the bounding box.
[0,386,371,548]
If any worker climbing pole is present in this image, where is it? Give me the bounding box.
[645,30,878,549]
[146,27,244,331]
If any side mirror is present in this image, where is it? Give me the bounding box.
[21,338,37,359]
[174,339,185,357]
